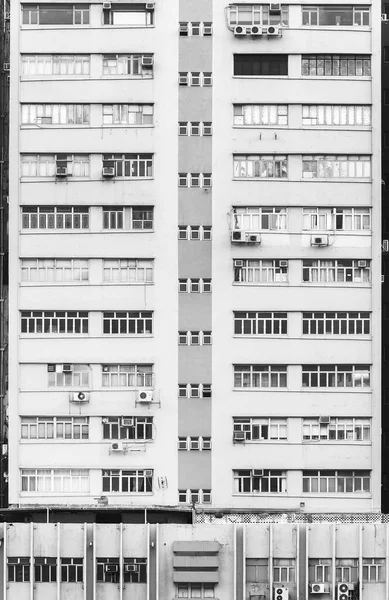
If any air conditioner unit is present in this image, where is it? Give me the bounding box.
[310,234,329,247]
[69,391,90,403]
[234,25,247,36]
[231,229,247,243]
[179,75,189,85]
[234,431,246,441]
[357,260,367,268]
[110,441,125,453]
[105,564,119,573]
[247,233,261,244]
[319,416,331,424]
[179,24,189,34]
[55,166,68,177]
[252,469,264,477]
[145,2,155,9]
[234,259,244,267]
[138,390,153,403]
[124,564,139,572]
[310,584,328,594]
[121,417,134,427]
[266,25,281,36]
[273,586,289,600]
[142,56,154,68]
[279,260,288,267]
[383,240,389,252]
[62,364,73,372]
[144,469,153,477]
[251,25,262,35]
[3,63,9,72]
[102,1,111,9]
[337,583,352,600]
[102,166,115,177]
[270,2,282,14]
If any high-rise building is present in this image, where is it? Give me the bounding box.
[8,1,382,513]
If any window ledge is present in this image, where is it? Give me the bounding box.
[232,178,289,182]
[232,492,288,496]
[300,26,371,31]
[302,440,371,445]
[233,388,288,392]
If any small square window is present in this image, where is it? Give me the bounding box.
[179,122,188,135]
[178,438,188,450]
[203,73,212,86]
[202,384,212,397]
[178,226,188,240]
[190,331,200,345]
[202,489,212,503]
[202,437,212,450]
[203,122,212,136]
[203,331,212,344]
[190,437,200,450]
[178,385,188,398]
[191,22,200,36]
[191,173,201,187]
[190,122,201,136]
[179,331,188,345]
[203,226,212,240]
[191,72,201,86]
[190,227,200,240]
[190,385,200,398]
[202,174,212,188]
[190,279,200,292]
[202,279,212,292]
[179,22,189,36]
[190,490,200,503]
[179,279,188,293]
[179,72,189,86]
[203,22,212,36]
[178,173,188,187]
[178,489,188,502]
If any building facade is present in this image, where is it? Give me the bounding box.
[0,522,389,600]
[8,1,382,512]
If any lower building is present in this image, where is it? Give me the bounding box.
[0,521,389,600]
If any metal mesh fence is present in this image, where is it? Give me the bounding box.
[195,512,389,524]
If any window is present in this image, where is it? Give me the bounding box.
[234,259,288,284]
[177,584,215,598]
[22,4,89,25]
[102,154,153,178]
[21,311,88,334]
[302,312,371,335]
[103,104,153,125]
[178,174,212,187]
[308,559,332,583]
[178,122,212,136]
[302,55,371,77]
[96,558,119,583]
[123,558,147,582]
[21,104,90,125]
[234,105,288,126]
[178,226,212,240]
[178,437,212,451]
[103,259,153,284]
[302,365,370,388]
[179,21,213,36]
[102,364,153,387]
[21,206,89,229]
[233,418,287,441]
[21,416,89,440]
[233,155,287,178]
[21,469,90,493]
[8,558,31,582]
[234,54,288,76]
[302,260,371,284]
[103,4,153,26]
[273,559,295,583]
[21,54,90,76]
[302,207,371,231]
[21,258,89,283]
[302,6,370,27]
[246,558,268,583]
[48,363,90,387]
[302,155,371,178]
[102,469,153,493]
[178,384,212,398]
[302,105,371,127]
[102,54,153,76]
[228,4,288,26]
[102,207,153,230]
[178,72,212,86]
[234,311,287,335]
[234,365,287,388]
[303,471,371,493]
[102,312,153,335]
[302,418,371,441]
[178,278,212,293]
[335,559,359,583]
[232,206,287,230]
[34,558,57,582]
[233,470,287,493]
[21,154,90,177]
[178,331,212,345]
[362,559,385,582]
[61,558,83,583]
[103,417,153,441]
[178,490,212,504]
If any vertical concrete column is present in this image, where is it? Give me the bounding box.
[0,523,5,600]
[85,523,94,600]
[297,524,307,600]
[331,525,336,600]
[148,523,158,600]
[57,524,61,600]
[358,525,363,600]
[234,524,244,600]
[120,523,123,600]
[30,522,34,600]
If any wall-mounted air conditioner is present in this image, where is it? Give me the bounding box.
[234,25,246,36]
[69,391,90,403]
[310,234,329,247]
[110,441,125,453]
[266,25,281,36]
[234,431,246,441]
[138,390,153,403]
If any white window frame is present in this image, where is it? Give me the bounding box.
[102,364,153,387]
[302,207,371,231]
[233,469,287,494]
[233,155,288,179]
[302,311,371,335]
[233,104,288,126]
[102,104,154,126]
[21,103,90,125]
[302,6,370,27]
[302,155,371,178]
[234,311,288,336]
[234,259,289,284]
[228,4,289,27]
[21,258,89,283]
[301,55,371,77]
[302,418,371,441]
[102,469,153,493]
[102,154,153,179]
[102,54,154,77]
[302,105,371,127]
[102,416,153,441]
[362,558,385,582]
[178,384,211,398]
[178,278,212,293]
[21,206,90,229]
[20,311,89,334]
[233,417,288,441]
[21,469,90,493]
[177,490,212,505]
[302,259,371,284]
[21,54,90,76]
[21,154,90,178]
[102,311,153,335]
[47,363,90,387]
[102,259,154,284]
[302,365,370,388]
[303,471,371,494]
[234,365,287,388]
[21,416,89,440]
[273,559,296,583]
[232,206,287,230]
